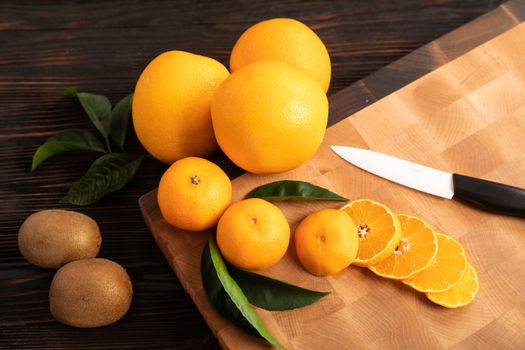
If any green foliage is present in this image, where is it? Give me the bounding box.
[31,88,140,205]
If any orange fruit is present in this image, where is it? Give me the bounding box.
[216,198,290,270]
[230,18,331,92]
[157,157,232,231]
[294,209,359,276]
[403,233,468,292]
[426,264,480,308]
[133,51,229,163]
[369,214,438,280]
[211,60,328,174]
[340,199,401,267]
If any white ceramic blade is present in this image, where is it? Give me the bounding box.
[330,145,455,199]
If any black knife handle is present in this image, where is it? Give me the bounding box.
[452,174,525,217]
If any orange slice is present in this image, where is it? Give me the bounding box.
[340,199,401,267]
[426,264,479,308]
[369,214,438,280]
[403,233,468,292]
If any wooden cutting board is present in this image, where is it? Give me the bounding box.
[139,2,525,349]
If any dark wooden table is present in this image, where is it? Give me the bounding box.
[0,1,505,349]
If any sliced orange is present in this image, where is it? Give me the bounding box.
[340,199,401,267]
[403,233,468,292]
[369,214,438,280]
[426,264,479,308]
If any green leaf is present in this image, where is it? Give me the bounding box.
[201,240,258,336]
[245,180,347,201]
[110,94,133,150]
[64,87,112,139]
[201,238,285,349]
[60,152,143,205]
[31,129,106,171]
[230,268,329,311]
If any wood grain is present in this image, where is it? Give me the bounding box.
[141,5,525,350]
[0,1,513,349]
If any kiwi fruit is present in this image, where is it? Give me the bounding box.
[49,258,133,328]
[18,209,101,268]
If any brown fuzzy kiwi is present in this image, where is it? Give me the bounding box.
[49,258,133,328]
[18,209,101,268]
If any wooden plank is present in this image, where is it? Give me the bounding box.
[335,0,524,123]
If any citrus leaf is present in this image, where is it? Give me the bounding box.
[201,238,285,349]
[110,94,133,150]
[65,87,112,138]
[245,180,347,201]
[230,268,329,311]
[31,129,106,171]
[201,240,257,336]
[60,152,142,205]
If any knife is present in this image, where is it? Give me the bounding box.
[330,145,525,217]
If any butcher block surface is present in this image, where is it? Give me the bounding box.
[139,5,525,349]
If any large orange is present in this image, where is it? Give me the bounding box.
[133,51,229,163]
[157,157,232,231]
[294,209,359,276]
[216,198,290,270]
[230,18,331,92]
[211,60,328,174]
